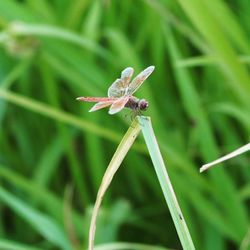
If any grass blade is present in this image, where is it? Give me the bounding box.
[88,119,141,250]
[7,22,111,61]
[200,143,250,172]
[138,116,195,250]
[176,55,250,68]
[176,0,250,107]
[0,186,71,250]
[0,88,120,142]
[165,25,248,240]
[0,239,43,250]
[94,241,172,250]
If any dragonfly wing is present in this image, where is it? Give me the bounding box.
[121,67,134,85]
[108,79,125,97]
[76,97,116,102]
[107,67,134,97]
[89,100,115,112]
[127,65,155,95]
[108,96,130,115]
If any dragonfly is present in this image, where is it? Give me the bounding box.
[76,65,155,115]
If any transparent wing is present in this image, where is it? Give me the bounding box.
[127,66,155,95]
[108,67,134,97]
[108,96,130,115]
[107,79,126,97]
[89,100,115,112]
[121,67,134,85]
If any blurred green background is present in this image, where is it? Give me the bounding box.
[0,0,250,250]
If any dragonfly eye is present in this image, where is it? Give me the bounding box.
[139,99,149,111]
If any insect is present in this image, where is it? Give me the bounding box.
[76,65,155,115]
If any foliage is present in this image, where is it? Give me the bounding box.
[0,0,249,250]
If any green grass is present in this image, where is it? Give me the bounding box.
[139,116,195,250]
[201,143,250,172]
[89,117,194,250]
[0,0,249,250]
[89,119,141,250]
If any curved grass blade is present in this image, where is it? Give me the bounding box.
[143,0,209,53]
[0,88,146,153]
[210,103,250,129]
[200,143,250,173]
[0,239,43,250]
[176,55,250,68]
[0,88,120,142]
[165,24,248,239]
[176,0,250,107]
[240,227,250,250]
[94,241,172,250]
[138,116,195,250]
[88,119,141,250]
[0,186,71,250]
[7,22,112,61]
[0,165,85,239]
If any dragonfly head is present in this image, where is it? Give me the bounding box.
[138,99,149,111]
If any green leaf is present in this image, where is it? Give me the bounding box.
[0,239,43,250]
[0,187,71,250]
[176,0,250,108]
[201,143,250,172]
[138,116,195,250]
[88,119,141,250]
[94,241,171,250]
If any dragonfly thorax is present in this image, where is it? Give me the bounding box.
[125,96,149,111]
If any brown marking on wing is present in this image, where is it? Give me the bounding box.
[107,79,126,97]
[120,67,134,85]
[107,67,134,97]
[128,66,155,95]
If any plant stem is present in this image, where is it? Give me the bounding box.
[138,116,195,250]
